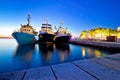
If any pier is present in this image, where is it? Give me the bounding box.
[0,53,120,80]
[69,39,120,50]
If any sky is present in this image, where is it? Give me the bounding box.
[0,0,120,37]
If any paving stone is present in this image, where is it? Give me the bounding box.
[24,66,56,80]
[90,57,120,71]
[74,60,120,80]
[0,70,25,80]
[52,62,96,80]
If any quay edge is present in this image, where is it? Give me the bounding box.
[69,39,120,50]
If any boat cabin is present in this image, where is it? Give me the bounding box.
[20,24,34,34]
[40,24,54,34]
[57,27,67,34]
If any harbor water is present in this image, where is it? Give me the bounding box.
[0,39,120,73]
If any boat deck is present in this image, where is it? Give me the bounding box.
[0,53,120,80]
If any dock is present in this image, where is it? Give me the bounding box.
[0,53,120,80]
[69,39,120,50]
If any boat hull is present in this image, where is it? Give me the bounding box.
[55,35,71,43]
[39,33,55,42]
[12,32,36,44]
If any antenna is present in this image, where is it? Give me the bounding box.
[55,25,57,30]
[66,27,67,30]
[60,20,63,27]
[27,14,31,25]
[45,17,48,32]
[46,17,48,27]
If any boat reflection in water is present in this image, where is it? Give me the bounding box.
[14,43,105,66]
[14,44,35,64]
[2,39,120,73]
[55,43,70,62]
[39,42,54,63]
[38,42,70,64]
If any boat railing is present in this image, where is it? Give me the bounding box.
[14,29,20,32]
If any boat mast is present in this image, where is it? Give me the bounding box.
[27,14,31,25]
[46,17,48,32]
[60,20,63,27]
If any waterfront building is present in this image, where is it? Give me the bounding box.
[117,26,120,31]
[80,27,119,41]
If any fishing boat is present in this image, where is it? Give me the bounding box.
[54,21,71,43]
[38,18,55,42]
[12,15,37,44]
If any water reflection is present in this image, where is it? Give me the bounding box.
[14,44,35,63]
[38,43,70,63]
[1,39,120,73]
[81,46,105,59]
[55,43,70,62]
[13,43,115,64]
[39,42,54,62]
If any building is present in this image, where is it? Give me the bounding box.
[80,27,119,40]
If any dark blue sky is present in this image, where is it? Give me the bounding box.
[0,0,120,36]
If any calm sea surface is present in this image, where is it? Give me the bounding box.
[0,39,120,73]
